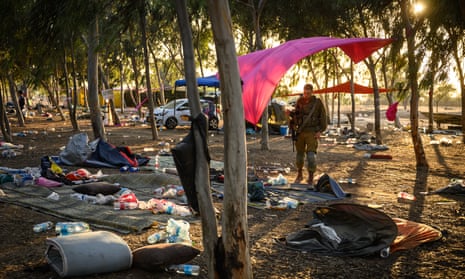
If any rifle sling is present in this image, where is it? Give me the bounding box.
[296,100,318,134]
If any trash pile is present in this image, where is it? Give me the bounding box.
[0,159,194,218]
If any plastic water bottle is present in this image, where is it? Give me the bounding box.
[155,155,160,170]
[147,231,167,244]
[70,193,97,203]
[167,264,200,276]
[55,222,91,236]
[33,221,54,233]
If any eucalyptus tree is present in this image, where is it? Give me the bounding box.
[419,32,451,133]
[0,0,33,129]
[207,1,252,277]
[231,0,271,150]
[399,0,428,167]
[428,0,465,142]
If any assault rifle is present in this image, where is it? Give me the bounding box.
[288,110,298,152]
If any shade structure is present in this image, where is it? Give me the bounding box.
[175,75,220,88]
[313,81,390,94]
[237,37,393,125]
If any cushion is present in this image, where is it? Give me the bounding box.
[72,181,121,196]
[132,243,200,271]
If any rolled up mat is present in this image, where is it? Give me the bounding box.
[45,231,132,277]
[369,154,393,160]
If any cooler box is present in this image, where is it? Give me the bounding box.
[280,125,289,136]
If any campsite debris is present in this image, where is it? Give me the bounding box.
[120,166,129,172]
[363,153,393,160]
[46,192,60,201]
[339,178,356,184]
[147,231,168,244]
[154,187,165,196]
[129,167,140,172]
[0,174,14,184]
[267,173,288,185]
[149,199,192,216]
[265,198,298,210]
[282,197,299,208]
[55,222,91,236]
[166,264,200,276]
[33,221,54,233]
[114,201,139,210]
[166,218,191,245]
[2,149,17,158]
[397,192,416,203]
[155,155,160,170]
[35,176,63,187]
[13,173,34,186]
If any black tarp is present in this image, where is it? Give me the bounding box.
[171,113,210,213]
[284,203,398,257]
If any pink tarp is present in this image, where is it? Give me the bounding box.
[238,37,393,124]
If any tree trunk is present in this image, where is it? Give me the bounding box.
[451,38,465,143]
[207,0,252,278]
[7,73,25,127]
[148,43,166,106]
[62,47,74,126]
[0,86,12,142]
[366,57,383,144]
[138,0,158,140]
[175,1,220,279]
[87,15,105,141]
[98,64,121,126]
[400,0,428,168]
[69,37,80,132]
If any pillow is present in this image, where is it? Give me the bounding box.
[72,181,121,196]
[132,243,200,271]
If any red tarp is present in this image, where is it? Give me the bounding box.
[237,37,393,125]
[313,81,390,94]
[288,81,391,96]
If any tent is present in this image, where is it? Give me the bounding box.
[174,75,220,88]
[237,37,393,125]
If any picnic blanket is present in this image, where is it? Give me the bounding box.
[0,173,197,234]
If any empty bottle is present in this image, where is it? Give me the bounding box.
[167,264,200,276]
[33,221,54,233]
[147,231,167,244]
[70,193,97,203]
[55,222,91,236]
[155,155,160,170]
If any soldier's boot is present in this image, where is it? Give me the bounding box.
[294,169,303,183]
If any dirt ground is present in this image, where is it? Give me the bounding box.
[1,109,464,279]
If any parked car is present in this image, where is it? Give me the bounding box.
[149,98,221,130]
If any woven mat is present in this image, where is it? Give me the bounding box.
[0,173,198,234]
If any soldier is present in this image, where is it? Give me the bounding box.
[293,84,327,187]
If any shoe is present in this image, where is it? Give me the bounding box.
[307,171,314,186]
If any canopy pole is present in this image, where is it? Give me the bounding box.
[350,61,356,133]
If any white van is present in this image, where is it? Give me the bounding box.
[150,98,221,130]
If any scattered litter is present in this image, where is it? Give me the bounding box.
[397,192,416,203]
